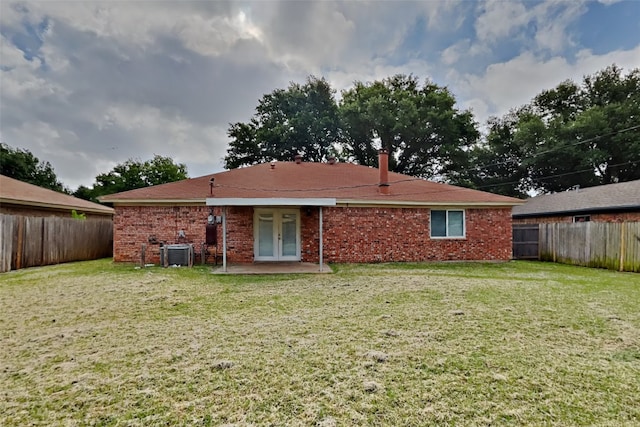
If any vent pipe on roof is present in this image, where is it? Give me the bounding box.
[328,156,336,165]
[294,154,302,164]
[378,149,390,195]
[209,177,215,196]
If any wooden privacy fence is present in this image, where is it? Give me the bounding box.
[513,224,540,260]
[0,214,113,273]
[539,222,640,273]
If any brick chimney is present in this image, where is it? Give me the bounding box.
[378,148,389,195]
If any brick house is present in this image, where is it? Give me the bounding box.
[100,151,522,268]
[0,174,114,219]
[512,179,640,224]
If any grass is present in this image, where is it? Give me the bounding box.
[1,259,639,426]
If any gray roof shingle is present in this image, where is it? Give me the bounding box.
[513,179,640,217]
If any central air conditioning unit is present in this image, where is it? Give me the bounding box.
[160,244,194,267]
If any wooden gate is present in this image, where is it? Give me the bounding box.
[513,224,539,260]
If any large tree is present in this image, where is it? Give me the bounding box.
[224,76,341,168]
[225,74,478,184]
[75,155,188,202]
[340,74,479,182]
[471,65,640,195]
[0,143,66,192]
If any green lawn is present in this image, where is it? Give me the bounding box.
[1,260,639,426]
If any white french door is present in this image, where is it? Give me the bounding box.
[254,209,300,261]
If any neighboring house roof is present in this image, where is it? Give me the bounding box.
[513,179,640,218]
[0,175,114,215]
[100,161,522,207]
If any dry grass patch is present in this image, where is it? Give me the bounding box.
[1,260,639,425]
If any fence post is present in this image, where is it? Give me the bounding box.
[619,222,625,272]
[15,217,24,270]
[552,223,557,263]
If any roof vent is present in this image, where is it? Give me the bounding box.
[328,156,336,165]
[294,154,302,164]
[209,177,215,196]
[270,161,276,170]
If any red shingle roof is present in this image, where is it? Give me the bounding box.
[1,175,114,215]
[100,161,522,206]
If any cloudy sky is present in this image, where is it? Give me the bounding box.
[1,0,639,190]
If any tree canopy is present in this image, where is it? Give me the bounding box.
[225,74,478,183]
[225,76,341,168]
[74,155,188,202]
[470,65,640,196]
[0,143,66,192]
[340,74,478,181]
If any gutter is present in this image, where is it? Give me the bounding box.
[101,197,522,209]
[337,199,524,208]
[1,198,114,215]
[513,204,640,219]
[98,198,206,205]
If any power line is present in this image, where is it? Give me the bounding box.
[214,124,640,196]
[475,160,639,190]
[469,123,640,172]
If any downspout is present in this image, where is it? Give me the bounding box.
[319,206,323,272]
[222,206,227,272]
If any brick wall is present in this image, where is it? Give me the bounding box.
[113,205,513,264]
[513,211,640,224]
[319,207,513,263]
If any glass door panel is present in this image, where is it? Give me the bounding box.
[280,213,298,257]
[255,209,300,261]
[257,213,274,258]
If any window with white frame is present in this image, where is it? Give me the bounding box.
[431,209,465,238]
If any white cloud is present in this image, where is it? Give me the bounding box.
[474,0,587,54]
[450,44,640,123]
[475,0,529,43]
[3,1,261,58]
[0,0,638,190]
[0,34,69,99]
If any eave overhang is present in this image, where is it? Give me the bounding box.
[513,204,640,219]
[206,198,337,206]
[1,197,114,215]
[100,199,206,206]
[336,199,523,208]
[103,197,520,209]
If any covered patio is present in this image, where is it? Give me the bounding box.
[210,261,332,275]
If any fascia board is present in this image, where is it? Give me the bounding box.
[206,198,337,206]
[336,199,524,208]
[0,198,114,215]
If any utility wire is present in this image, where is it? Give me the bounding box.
[213,156,638,200]
[214,125,640,196]
[469,123,640,172]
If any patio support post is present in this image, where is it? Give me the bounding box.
[222,206,227,272]
[319,206,323,272]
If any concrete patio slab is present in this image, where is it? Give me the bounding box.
[211,262,332,274]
